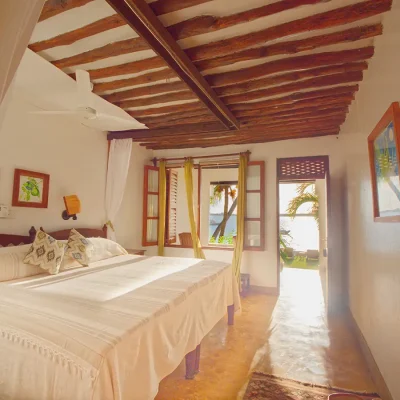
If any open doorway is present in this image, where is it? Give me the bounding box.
[277,156,329,308]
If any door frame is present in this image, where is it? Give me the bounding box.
[276,156,333,312]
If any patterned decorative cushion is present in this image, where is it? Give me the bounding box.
[65,229,93,266]
[23,231,64,275]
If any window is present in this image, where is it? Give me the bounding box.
[142,160,265,252]
[165,170,178,244]
[142,166,159,246]
[244,161,265,251]
[209,181,238,246]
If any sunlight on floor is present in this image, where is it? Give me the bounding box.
[156,268,375,400]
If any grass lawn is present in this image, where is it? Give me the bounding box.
[283,256,319,270]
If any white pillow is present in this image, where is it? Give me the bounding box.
[88,238,128,263]
[0,244,43,282]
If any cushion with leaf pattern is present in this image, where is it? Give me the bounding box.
[23,231,64,275]
[64,229,93,266]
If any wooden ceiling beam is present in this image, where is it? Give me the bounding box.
[30,14,126,52]
[239,111,348,127]
[137,113,347,141]
[117,90,198,109]
[207,47,373,88]
[74,24,375,85]
[41,0,386,70]
[186,0,392,61]
[216,62,367,97]
[235,97,353,118]
[140,128,340,146]
[195,24,382,71]
[33,0,212,52]
[120,109,347,141]
[149,0,212,15]
[105,0,239,129]
[127,102,205,118]
[168,0,328,41]
[39,0,94,22]
[142,124,342,144]
[146,105,345,129]
[145,131,339,150]
[85,57,166,80]
[223,71,363,105]
[52,37,149,69]
[132,88,357,126]
[136,109,212,125]
[101,61,366,102]
[108,121,226,140]
[143,129,340,149]
[145,115,219,128]
[230,85,359,111]
[102,81,187,103]
[94,69,177,93]
[94,48,368,96]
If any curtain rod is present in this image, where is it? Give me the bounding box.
[151,150,250,165]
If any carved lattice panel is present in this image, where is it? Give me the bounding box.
[277,156,329,181]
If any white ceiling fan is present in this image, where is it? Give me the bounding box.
[29,69,142,129]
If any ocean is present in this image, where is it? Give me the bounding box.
[209,214,237,239]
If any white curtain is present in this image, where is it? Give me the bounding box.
[0,0,45,106]
[105,139,132,241]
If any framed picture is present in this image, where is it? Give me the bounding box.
[368,102,400,222]
[12,169,50,209]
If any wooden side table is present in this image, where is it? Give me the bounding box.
[126,249,146,256]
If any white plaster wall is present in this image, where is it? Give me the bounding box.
[0,91,108,234]
[153,136,346,294]
[340,2,400,397]
[0,91,152,251]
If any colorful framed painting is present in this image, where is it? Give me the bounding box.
[12,169,50,209]
[368,102,400,222]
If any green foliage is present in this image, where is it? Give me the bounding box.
[20,178,41,202]
[279,230,292,261]
[209,231,235,245]
[210,184,237,205]
[286,182,319,226]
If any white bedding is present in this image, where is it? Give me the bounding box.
[0,255,238,400]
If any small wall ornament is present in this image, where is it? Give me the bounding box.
[368,102,400,222]
[12,169,50,209]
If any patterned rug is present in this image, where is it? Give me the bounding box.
[243,373,380,400]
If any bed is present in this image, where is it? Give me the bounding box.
[0,226,238,400]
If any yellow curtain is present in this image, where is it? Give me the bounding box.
[184,159,205,259]
[232,154,248,289]
[157,160,167,256]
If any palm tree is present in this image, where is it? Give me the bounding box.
[210,184,237,240]
[286,182,319,225]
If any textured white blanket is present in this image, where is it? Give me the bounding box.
[0,255,238,400]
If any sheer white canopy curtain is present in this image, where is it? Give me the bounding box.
[105,139,132,241]
[0,1,45,106]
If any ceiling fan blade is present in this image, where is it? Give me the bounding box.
[76,69,93,107]
[96,112,141,125]
[30,110,78,115]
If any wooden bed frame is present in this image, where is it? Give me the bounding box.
[0,224,234,380]
[0,225,107,247]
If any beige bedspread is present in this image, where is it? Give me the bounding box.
[0,255,238,400]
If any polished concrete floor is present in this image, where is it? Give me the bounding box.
[156,268,376,400]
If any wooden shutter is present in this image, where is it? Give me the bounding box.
[244,161,265,251]
[277,156,328,181]
[165,170,178,244]
[142,165,159,246]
